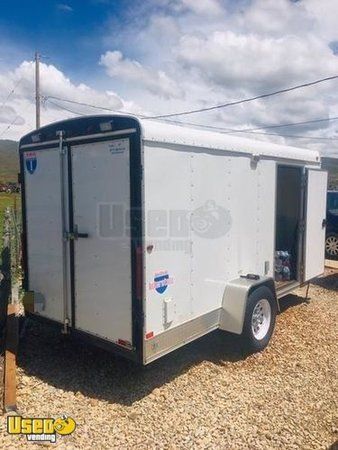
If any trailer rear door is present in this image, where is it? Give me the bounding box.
[22,147,69,323]
[304,169,328,281]
[71,138,133,345]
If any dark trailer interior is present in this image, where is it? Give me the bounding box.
[275,166,303,287]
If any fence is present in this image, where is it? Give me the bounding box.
[1,203,22,411]
[0,204,22,342]
[0,210,11,338]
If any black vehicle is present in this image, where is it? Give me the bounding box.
[325,191,338,259]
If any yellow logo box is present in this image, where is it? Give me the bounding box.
[7,415,76,436]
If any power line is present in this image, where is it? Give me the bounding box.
[0,99,34,139]
[221,115,338,133]
[0,61,34,137]
[156,116,338,138]
[47,91,338,136]
[145,74,338,119]
[47,98,81,115]
[46,97,338,142]
[46,95,146,117]
[47,95,338,133]
[47,95,112,112]
[41,102,75,123]
[46,96,149,118]
[165,118,338,141]
[0,115,23,139]
[0,77,23,110]
[226,129,338,141]
[0,61,33,112]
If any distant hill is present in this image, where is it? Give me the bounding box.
[0,139,18,183]
[0,138,338,188]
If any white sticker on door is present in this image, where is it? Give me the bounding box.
[109,139,129,155]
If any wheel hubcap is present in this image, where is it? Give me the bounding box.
[251,299,271,340]
[326,236,338,256]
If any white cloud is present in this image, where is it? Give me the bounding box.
[174,0,224,16]
[304,0,338,42]
[0,60,140,140]
[100,50,183,99]
[236,0,312,37]
[57,3,73,12]
[0,105,25,126]
[14,61,124,110]
[175,31,338,92]
[97,0,338,155]
[2,0,338,156]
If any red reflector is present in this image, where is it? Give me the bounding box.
[117,339,131,348]
[145,331,154,340]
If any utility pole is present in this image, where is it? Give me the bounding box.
[35,51,40,129]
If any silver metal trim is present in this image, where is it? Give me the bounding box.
[20,128,137,149]
[298,168,307,282]
[144,309,221,364]
[303,169,328,282]
[67,128,137,143]
[273,163,278,282]
[58,131,70,335]
[276,280,300,299]
[143,140,321,167]
[21,139,59,149]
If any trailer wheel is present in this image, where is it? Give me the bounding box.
[242,286,277,353]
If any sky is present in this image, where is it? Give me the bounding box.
[1,0,338,155]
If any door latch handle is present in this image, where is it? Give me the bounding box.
[77,232,89,238]
[74,224,89,239]
[65,226,89,240]
[322,219,327,228]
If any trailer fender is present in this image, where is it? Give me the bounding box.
[219,276,276,335]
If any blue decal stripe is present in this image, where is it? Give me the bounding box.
[154,274,169,282]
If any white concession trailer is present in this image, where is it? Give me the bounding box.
[19,115,328,364]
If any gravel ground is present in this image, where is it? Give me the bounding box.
[0,271,337,449]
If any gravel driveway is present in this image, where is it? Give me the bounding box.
[1,270,337,449]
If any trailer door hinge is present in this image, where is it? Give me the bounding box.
[139,311,145,327]
[301,173,307,189]
[65,226,89,241]
[299,220,306,233]
[64,231,75,241]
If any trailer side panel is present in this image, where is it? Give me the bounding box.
[143,143,276,362]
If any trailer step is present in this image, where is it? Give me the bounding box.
[276,280,300,299]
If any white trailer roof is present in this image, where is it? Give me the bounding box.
[140,119,320,165]
[19,114,320,165]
